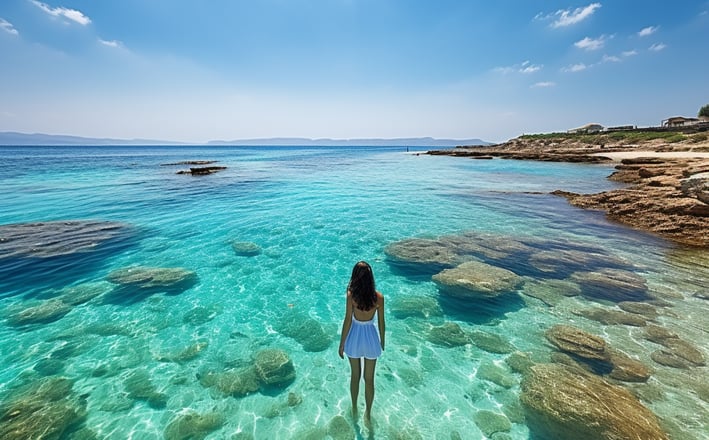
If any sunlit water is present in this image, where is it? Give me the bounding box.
[0,146,707,439]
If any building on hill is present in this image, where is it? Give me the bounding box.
[568,123,604,134]
[662,116,703,127]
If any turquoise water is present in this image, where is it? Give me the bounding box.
[0,146,707,439]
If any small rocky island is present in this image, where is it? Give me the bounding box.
[428,130,709,247]
[160,160,227,175]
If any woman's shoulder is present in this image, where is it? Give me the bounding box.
[376,291,384,305]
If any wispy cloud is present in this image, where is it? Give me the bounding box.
[574,35,606,51]
[536,3,602,28]
[0,17,19,35]
[519,61,543,74]
[622,50,638,57]
[563,63,588,73]
[31,1,91,26]
[493,61,543,75]
[649,42,667,51]
[602,54,621,63]
[99,39,121,48]
[531,81,556,88]
[638,26,659,37]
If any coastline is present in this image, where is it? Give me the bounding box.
[427,133,709,247]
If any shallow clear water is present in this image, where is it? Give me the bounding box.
[0,146,707,439]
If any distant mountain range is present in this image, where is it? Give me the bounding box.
[0,132,491,147]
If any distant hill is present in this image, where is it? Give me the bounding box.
[0,132,184,146]
[207,137,492,147]
[0,132,491,147]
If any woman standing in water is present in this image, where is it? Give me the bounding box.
[339,261,385,423]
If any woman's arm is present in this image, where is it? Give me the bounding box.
[338,291,353,359]
[377,292,385,351]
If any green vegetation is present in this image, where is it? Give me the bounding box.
[689,133,708,143]
[519,130,687,144]
[699,104,709,118]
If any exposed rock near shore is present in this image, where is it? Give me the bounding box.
[427,133,709,247]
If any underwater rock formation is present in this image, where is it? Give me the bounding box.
[432,261,523,299]
[107,266,197,289]
[163,411,225,440]
[390,295,443,319]
[575,307,647,327]
[473,410,512,437]
[275,312,332,352]
[123,369,168,409]
[570,268,649,302]
[0,376,87,440]
[0,220,130,259]
[545,325,609,362]
[4,299,72,327]
[520,363,668,440]
[231,241,262,256]
[198,367,260,397]
[253,349,296,387]
[384,237,463,270]
[427,322,470,347]
[469,330,516,354]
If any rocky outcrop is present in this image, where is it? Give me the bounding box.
[545,325,609,362]
[427,135,709,247]
[176,166,227,175]
[432,261,523,299]
[254,349,296,387]
[520,363,668,440]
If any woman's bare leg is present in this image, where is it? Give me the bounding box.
[363,358,377,422]
[348,357,361,417]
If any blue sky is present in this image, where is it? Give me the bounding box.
[1,1,707,143]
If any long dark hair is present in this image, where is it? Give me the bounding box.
[348,261,377,311]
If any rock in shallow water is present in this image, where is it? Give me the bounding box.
[432,261,523,299]
[545,325,609,362]
[164,411,225,440]
[231,241,262,256]
[570,268,649,302]
[0,220,131,259]
[107,266,197,289]
[4,299,72,327]
[521,363,668,440]
[427,322,470,347]
[253,349,296,387]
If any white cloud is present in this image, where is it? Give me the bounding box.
[638,26,659,37]
[602,54,621,63]
[649,42,667,51]
[531,81,555,88]
[549,3,602,28]
[100,39,121,48]
[563,63,588,73]
[31,1,91,26]
[494,61,542,75]
[622,50,638,57]
[0,18,19,35]
[575,36,606,51]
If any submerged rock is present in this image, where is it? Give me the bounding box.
[164,411,225,440]
[0,376,87,440]
[476,362,516,388]
[384,237,462,269]
[123,369,167,409]
[327,415,355,440]
[5,299,72,327]
[231,241,262,257]
[427,322,470,347]
[520,279,581,307]
[570,268,649,302]
[473,410,511,437]
[521,363,668,440]
[56,282,113,306]
[575,307,647,327]
[469,331,515,354]
[107,266,197,289]
[199,367,260,397]
[390,295,443,319]
[432,261,523,299]
[275,312,332,352]
[528,249,631,277]
[154,340,209,363]
[545,325,609,362]
[253,349,296,387]
[617,301,659,319]
[607,350,652,382]
[650,339,706,369]
[0,220,130,259]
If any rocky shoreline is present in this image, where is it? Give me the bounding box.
[427,132,709,247]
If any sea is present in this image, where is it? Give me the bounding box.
[0,145,707,439]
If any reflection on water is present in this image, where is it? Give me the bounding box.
[0,146,706,439]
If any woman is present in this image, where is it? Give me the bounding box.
[338,261,385,423]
